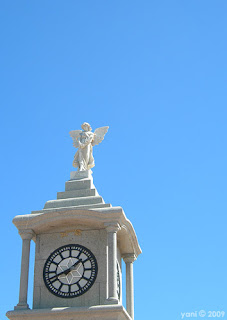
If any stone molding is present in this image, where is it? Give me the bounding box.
[19,229,35,240]
[123,254,137,263]
[104,222,121,233]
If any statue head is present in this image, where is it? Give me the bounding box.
[81,122,92,132]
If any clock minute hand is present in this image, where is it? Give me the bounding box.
[49,269,68,282]
[65,259,82,275]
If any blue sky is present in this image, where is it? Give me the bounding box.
[1,1,227,319]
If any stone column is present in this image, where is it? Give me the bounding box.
[123,254,136,320]
[14,229,35,310]
[105,222,120,302]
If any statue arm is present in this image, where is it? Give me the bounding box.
[78,134,94,149]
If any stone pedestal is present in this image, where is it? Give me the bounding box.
[70,169,92,180]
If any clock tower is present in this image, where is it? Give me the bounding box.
[6,124,141,320]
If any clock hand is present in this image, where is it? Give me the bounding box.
[65,260,82,275]
[49,270,67,282]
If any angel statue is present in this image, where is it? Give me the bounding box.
[69,122,109,171]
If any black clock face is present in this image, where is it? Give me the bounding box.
[43,244,98,298]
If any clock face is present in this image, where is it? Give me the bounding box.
[43,244,98,298]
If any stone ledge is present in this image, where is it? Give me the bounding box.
[6,304,132,320]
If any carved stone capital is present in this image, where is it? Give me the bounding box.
[123,253,137,263]
[104,222,120,233]
[19,229,35,240]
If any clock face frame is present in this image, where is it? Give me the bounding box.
[43,244,98,298]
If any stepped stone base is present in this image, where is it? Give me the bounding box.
[32,170,111,214]
[57,188,97,199]
[44,195,104,209]
[6,305,131,320]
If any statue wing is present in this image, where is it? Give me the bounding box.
[69,130,82,148]
[92,126,109,146]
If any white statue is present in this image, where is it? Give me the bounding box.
[69,122,109,171]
